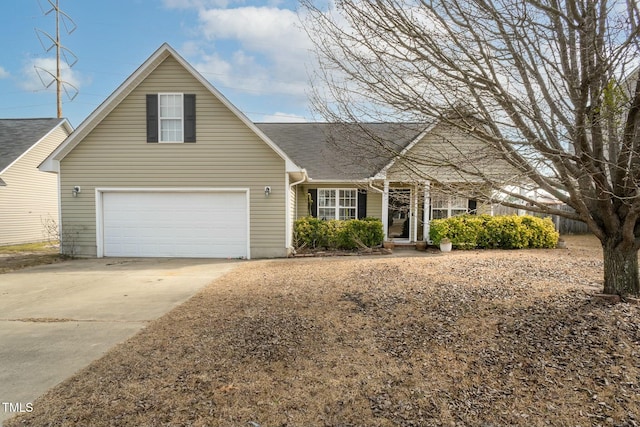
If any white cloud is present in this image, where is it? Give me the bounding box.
[20,58,83,97]
[198,7,311,56]
[192,6,314,98]
[0,66,9,79]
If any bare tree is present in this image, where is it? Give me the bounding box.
[301,0,640,297]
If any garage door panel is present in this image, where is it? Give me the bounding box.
[102,191,248,258]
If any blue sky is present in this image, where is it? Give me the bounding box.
[0,0,317,128]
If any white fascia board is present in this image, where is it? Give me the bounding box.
[305,178,372,184]
[39,158,60,174]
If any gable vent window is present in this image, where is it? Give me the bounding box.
[146,93,196,143]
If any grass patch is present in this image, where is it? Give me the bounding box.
[0,241,65,274]
[0,241,57,254]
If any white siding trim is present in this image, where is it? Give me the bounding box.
[95,187,250,259]
[423,181,431,242]
[382,180,389,241]
[285,173,292,249]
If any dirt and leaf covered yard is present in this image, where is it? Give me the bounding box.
[6,235,640,426]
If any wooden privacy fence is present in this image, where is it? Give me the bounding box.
[492,204,590,235]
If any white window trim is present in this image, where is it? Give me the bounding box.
[158,93,184,143]
[318,188,358,220]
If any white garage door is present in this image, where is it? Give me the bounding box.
[101,191,248,258]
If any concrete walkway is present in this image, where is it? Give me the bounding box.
[0,258,240,425]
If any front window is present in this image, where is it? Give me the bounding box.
[318,189,357,220]
[159,94,183,142]
[431,194,468,219]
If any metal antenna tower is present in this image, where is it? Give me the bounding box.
[35,0,78,118]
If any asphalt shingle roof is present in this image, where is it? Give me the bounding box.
[0,118,65,172]
[256,122,426,180]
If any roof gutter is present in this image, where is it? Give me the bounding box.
[290,169,308,188]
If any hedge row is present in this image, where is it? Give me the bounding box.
[429,214,559,249]
[294,217,384,250]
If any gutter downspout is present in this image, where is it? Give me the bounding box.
[287,170,308,254]
[368,179,384,194]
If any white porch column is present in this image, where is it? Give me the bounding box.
[382,180,390,241]
[423,180,431,242]
[412,183,419,242]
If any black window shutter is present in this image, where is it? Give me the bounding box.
[184,94,196,143]
[307,189,317,217]
[146,94,158,143]
[468,199,477,215]
[357,190,367,219]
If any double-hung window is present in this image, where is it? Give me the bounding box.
[146,93,196,143]
[431,194,468,219]
[159,94,183,142]
[318,189,357,220]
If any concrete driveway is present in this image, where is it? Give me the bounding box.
[0,257,240,425]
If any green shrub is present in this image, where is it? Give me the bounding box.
[341,217,385,249]
[483,215,529,249]
[521,215,559,248]
[293,217,384,250]
[324,219,344,250]
[430,215,491,249]
[293,216,326,249]
[429,214,558,250]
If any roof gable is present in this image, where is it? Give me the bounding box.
[0,118,71,173]
[40,43,301,173]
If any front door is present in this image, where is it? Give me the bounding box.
[387,189,411,240]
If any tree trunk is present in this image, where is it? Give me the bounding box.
[602,239,640,297]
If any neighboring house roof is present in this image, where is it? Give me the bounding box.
[0,118,69,174]
[40,43,303,175]
[256,122,425,181]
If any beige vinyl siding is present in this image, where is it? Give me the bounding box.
[294,184,383,221]
[0,125,68,245]
[60,56,286,258]
[387,122,514,183]
[366,190,383,220]
[295,185,312,219]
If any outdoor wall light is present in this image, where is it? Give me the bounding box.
[264,186,271,197]
[72,186,81,197]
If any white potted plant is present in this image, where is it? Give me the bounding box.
[439,237,452,252]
